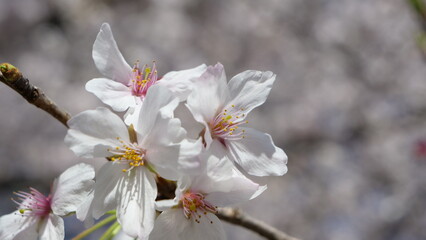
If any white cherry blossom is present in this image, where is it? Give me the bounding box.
[150,141,266,240]
[86,23,207,123]
[0,163,95,240]
[65,85,202,239]
[186,63,288,177]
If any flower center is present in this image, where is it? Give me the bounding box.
[13,187,51,218]
[108,137,146,172]
[128,61,158,97]
[181,191,217,224]
[210,105,248,140]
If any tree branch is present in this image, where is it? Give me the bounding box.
[0,63,71,127]
[217,208,301,240]
[0,62,301,240]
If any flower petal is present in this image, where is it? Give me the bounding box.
[0,212,38,240]
[180,213,225,240]
[38,214,64,240]
[191,141,266,206]
[158,64,207,101]
[226,127,288,176]
[86,78,136,112]
[65,107,130,158]
[116,167,157,239]
[93,23,132,84]
[225,70,275,118]
[51,163,95,216]
[134,85,179,135]
[150,209,225,240]
[92,162,124,219]
[186,63,229,124]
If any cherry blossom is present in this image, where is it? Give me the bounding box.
[65,85,202,239]
[86,23,207,123]
[186,63,288,177]
[0,163,95,240]
[150,141,266,240]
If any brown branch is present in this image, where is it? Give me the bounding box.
[0,62,301,240]
[0,63,71,127]
[217,208,301,240]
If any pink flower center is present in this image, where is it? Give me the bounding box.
[13,187,51,218]
[128,61,158,97]
[181,191,217,223]
[210,105,248,140]
[107,137,146,172]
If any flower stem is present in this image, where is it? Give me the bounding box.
[71,214,117,240]
[99,221,121,240]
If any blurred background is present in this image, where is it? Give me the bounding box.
[1,0,426,239]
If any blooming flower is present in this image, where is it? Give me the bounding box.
[186,63,288,177]
[150,141,266,240]
[86,23,207,123]
[0,163,95,240]
[65,85,202,239]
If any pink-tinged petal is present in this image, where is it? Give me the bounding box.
[134,85,179,136]
[86,78,136,112]
[51,163,95,216]
[92,162,124,219]
[158,64,208,101]
[116,167,157,239]
[0,212,38,240]
[186,63,229,124]
[225,70,276,118]
[226,127,288,177]
[38,214,64,240]
[93,23,132,84]
[65,107,130,158]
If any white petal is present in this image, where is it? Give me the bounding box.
[51,163,95,216]
[141,117,185,149]
[226,127,288,176]
[0,212,38,240]
[39,214,64,240]
[191,143,265,206]
[149,209,187,240]
[155,199,179,211]
[86,78,136,112]
[180,213,225,240]
[112,231,136,240]
[151,209,226,240]
[186,63,229,124]
[76,190,95,226]
[116,167,157,239]
[225,70,275,117]
[146,144,180,180]
[158,64,208,101]
[93,23,132,84]
[176,138,204,175]
[65,107,130,158]
[134,85,179,135]
[92,162,124,219]
[123,104,142,126]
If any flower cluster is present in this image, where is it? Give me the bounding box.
[0,23,287,240]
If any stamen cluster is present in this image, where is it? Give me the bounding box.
[181,191,217,223]
[129,61,158,97]
[12,187,51,218]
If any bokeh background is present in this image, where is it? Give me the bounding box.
[1,0,426,239]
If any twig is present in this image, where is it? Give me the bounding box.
[0,63,71,127]
[0,62,301,240]
[217,208,301,240]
